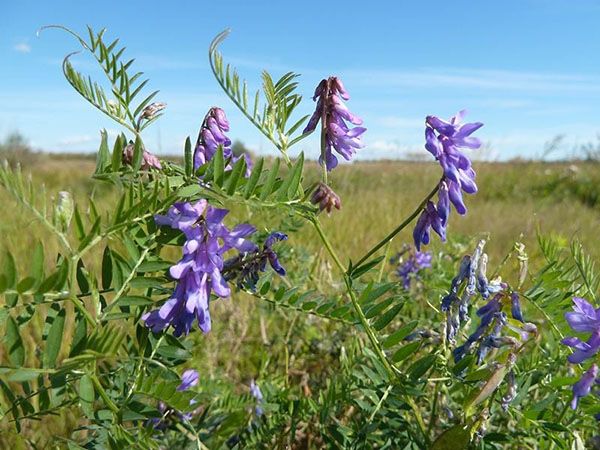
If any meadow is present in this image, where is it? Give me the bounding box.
[2,25,600,449]
[1,153,600,448]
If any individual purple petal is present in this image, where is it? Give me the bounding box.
[571,364,598,409]
[511,292,524,322]
[177,369,199,391]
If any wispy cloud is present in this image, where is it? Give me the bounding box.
[343,67,600,93]
[13,41,31,54]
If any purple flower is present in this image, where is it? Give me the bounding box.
[144,200,257,336]
[413,201,446,250]
[177,369,199,391]
[193,107,252,175]
[250,380,264,417]
[415,111,482,250]
[562,297,600,364]
[303,77,366,171]
[395,249,432,290]
[571,364,598,410]
[565,297,600,333]
[510,292,524,322]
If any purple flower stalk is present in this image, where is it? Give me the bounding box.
[571,364,598,410]
[193,107,252,175]
[303,77,366,171]
[414,111,483,250]
[143,200,258,336]
[395,249,432,289]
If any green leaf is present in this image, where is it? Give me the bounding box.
[31,241,45,283]
[184,136,193,177]
[178,184,203,198]
[350,256,385,279]
[225,156,246,195]
[431,424,471,450]
[213,146,225,187]
[372,303,403,330]
[382,320,419,349]
[3,251,17,288]
[276,152,303,200]
[111,134,123,171]
[95,129,110,174]
[16,277,35,293]
[117,296,153,306]
[391,341,421,364]
[44,305,66,368]
[5,316,24,366]
[409,354,437,380]
[243,157,264,199]
[259,159,280,200]
[132,136,143,171]
[102,246,113,290]
[465,364,509,412]
[79,374,95,418]
[137,260,172,273]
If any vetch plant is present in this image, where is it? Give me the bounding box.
[0,25,598,449]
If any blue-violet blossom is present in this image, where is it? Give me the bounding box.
[303,77,366,171]
[194,107,252,175]
[562,297,600,364]
[143,200,258,336]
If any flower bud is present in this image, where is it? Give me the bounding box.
[139,102,166,121]
[311,182,341,214]
[56,191,73,231]
[122,142,162,170]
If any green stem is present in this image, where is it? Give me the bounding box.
[311,217,430,443]
[319,95,329,185]
[69,256,96,326]
[90,373,119,416]
[353,181,441,270]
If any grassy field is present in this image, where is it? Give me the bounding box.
[1,154,600,446]
[3,155,599,264]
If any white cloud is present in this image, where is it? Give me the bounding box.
[57,135,94,147]
[344,67,600,93]
[13,42,31,54]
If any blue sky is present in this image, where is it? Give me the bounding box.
[2,0,600,160]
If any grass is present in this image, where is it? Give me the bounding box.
[1,154,599,446]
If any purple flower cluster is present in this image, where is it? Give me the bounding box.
[413,111,483,250]
[303,77,366,171]
[143,200,257,336]
[193,107,252,175]
[441,240,504,343]
[561,297,600,410]
[393,247,432,290]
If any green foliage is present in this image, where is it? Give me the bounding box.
[1,25,599,450]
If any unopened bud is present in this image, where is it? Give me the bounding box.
[122,142,162,170]
[56,191,73,231]
[139,102,166,121]
[310,182,341,214]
